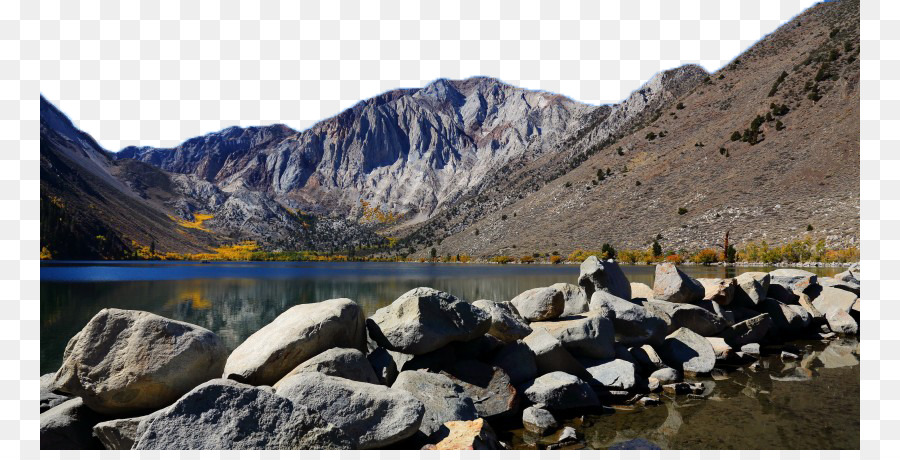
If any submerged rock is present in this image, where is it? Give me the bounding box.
[472,299,532,343]
[392,370,478,437]
[577,256,631,301]
[522,371,599,410]
[510,287,565,322]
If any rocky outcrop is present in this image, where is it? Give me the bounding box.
[591,290,669,346]
[392,370,478,437]
[224,299,366,385]
[472,299,533,343]
[529,312,616,359]
[578,256,632,300]
[522,372,599,410]
[652,263,705,304]
[510,287,565,322]
[368,288,491,355]
[273,347,379,388]
[51,308,228,415]
[659,327,716,374]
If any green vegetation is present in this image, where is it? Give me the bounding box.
[768,70,789,97]
[676,102,685,110]
[645,132,657,141]
[730,131,741,142]
[678,207,688,215]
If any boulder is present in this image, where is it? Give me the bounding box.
[368,347,402,385]
[770,269,818,293]
[93,412,159,450]
[720,314,773,347]
[40,398,105,450]
[392,370,478,437]
[732,272,770,307]
[630,344,666,373]
[522,372,599,410]
[492,340,538,385]
[825,309,859,335]
[705,337,733,361]
[808,286,859,334]
[652,263,705,304]
[424,418,503,450]
[441,360,518,418]
[275,372,424,449]
[819,276,860,296]
[591,290,669,346]
[649,367,681,384]
[224,299,366,385]
[659,327,716,374]
[551,282,590,315]
[52,308,228,414]
[510,287,565,322]
[522,329,589,379]
[134,379,353,450]
[697,278,736,306]
[581,358,640,392]
[740,343,761,357]
[273,347,379,388]
[646,299,727,336]
[759,298,811,333]
[835,264,860,283]
[529,312,616,359]
[522,406,558,435]
[630,282,655,301]
[798,293,826,323]
[577,256,632,300]
[472,299,532,343]
[40,372,71,413]
[367,288,490,355]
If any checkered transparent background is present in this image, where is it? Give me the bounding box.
[5,0,885,458]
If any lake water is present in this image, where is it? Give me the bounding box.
[39,261,857,450]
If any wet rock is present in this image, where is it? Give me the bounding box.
[522,329,589,379]
[697,278,736,306]
[392,370,478,437]
[441,360,518,418]
[705,337,733,361]
[273,347,379,388]
[556,426,579,445]
[630,344,666,372]
[134,379,353,450]
[720,314,773,347]
[652,263,705,304]
[659,327,716,374]
[522,406,557,435]
[510,287,565,322]
[225,299,366,385]
[817,339,860,368]
[592,290,669,346]
[367,288,490,355]
[529,312,616,359]
[781,351,799,360]
[424,418,503,450]
[52,308,228,414]
[522,372,599,410]
[630,282,655,301]
[732,272,770,307]
[662,382,704,395]
[276,372,424,448]
[577,256,632,301]
[40,398,105,450]
[40,373,71,413]
[551,282,590,315]
[582,358,640,392]
[492,340,538,384]
[472,299,532,343]
[646,299,727,336]
[650,367,681,384]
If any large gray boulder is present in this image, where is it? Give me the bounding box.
[472,299,532,343]
[367,288,490,355]
[759,298,812,333]
[658,327,716,374]
[273,347,379,388]
[652,263,705,304]
[551,282,590,315]
[40,373,72,413]
[582,358,640,392]
[768,269,818,303]
[826,309,859,335]
[133,379,353,450]
[492,340,538,384]
[809,286,859,334]
[522,329,589,379]
[529,312,616,359]
[819,276,860,296]
[591,290,669,346]
[441,360,518,418]
[510,287,565,322]
[276,372,424,448]
[719,314,773,347]
[697,278,736,306]
[646,299,727,336]
[732,272,770,307]
[224,299,366,385]
[40,398,105,450]
[392,370,478,437]
[522,371,599,410]
[578,256,631,300]
[51,308,228,415]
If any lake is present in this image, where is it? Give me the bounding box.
[39,261,857,450]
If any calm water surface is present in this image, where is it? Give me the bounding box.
[40,261,856,450]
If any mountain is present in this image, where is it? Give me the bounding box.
[40,0,859,260]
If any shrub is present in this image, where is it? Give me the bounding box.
[549,255,562,264]
[635,180,641,186]
[492,256,513,264]
[807,224,813,231]
[646,132,657,141]
[776,120,784,131]
[677,207,688,215]
[676,102,685,110]
[616,146,624,155]
[520,255,535,264]
[665,254,683,264]
[501,214,508,220]
[564,182,572,188]
[652,240,662,257]
[730,131,741,142]
[691,248,720,265]
[601,243,617,259]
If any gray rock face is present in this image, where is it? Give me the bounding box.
[582,358,640,392]
[733,272,770,307]
[441,360,518,418]
[510,287,565,322]
[522,329,589,379]
[224,298,366,385]
[697,278,736,306]
[720,314,774,347]
[273,347,379,388]
[492,341,538,385]
[630,282,655,301]
[472,299,533,343]
[529,312,616,359]
[52,308,228,415]
[522,406,558,435]
[40,398,105,450]
[577,256,632,300]
[368,288,491,355]
[276,372,424,448]
[653,263,705,304]
[522,372,599,410]
[646,299,727,336]
[392,370,478,437]
[591,290,669,346]
[551,283,590,315]
[659,327,716,374]
[40,373,71,413]
[134,379,353,450]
